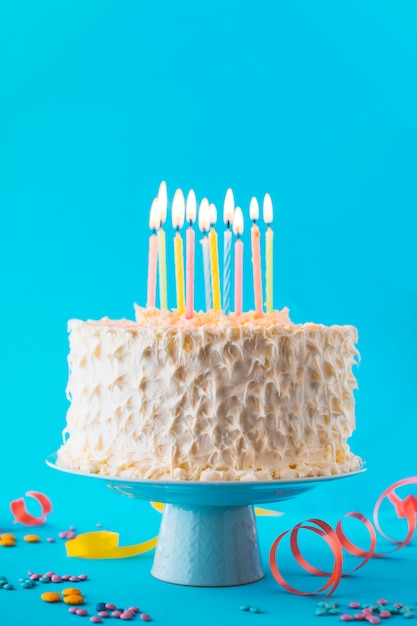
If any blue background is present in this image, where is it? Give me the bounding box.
[1,1,416,625]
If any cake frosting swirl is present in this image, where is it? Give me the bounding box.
[57,307,362,480]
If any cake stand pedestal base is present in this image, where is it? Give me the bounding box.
[151,504,263,586]
[46,453,364,588]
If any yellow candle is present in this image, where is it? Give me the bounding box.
[263,193,274,313]
[208,203,221,311]
[172,189,186,314]
[174,231,185,313]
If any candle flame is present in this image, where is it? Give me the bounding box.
[249,197,259,221]
[263,193,273,224]
[157,181,168,223]
[209,203,217,225]
[198,198,210,232]
[233,206,244,236]
[172,189,185,229]
[186,189,197,223]
[223,188,234,224]
[149,198,160,230]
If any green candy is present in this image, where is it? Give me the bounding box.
[249,607,261,614]
[240,605,250,612]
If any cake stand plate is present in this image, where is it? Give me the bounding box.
[46,454,364,587]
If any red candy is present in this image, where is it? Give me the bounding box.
[354,615,366,621]
[362,609,373,615]
[341,615,353,621]
[349,603,361,609]
[377,600,388,606]
[379,611,391,619]
[367,618,381,625]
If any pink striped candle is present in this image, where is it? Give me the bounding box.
[250,197,263,316]
[185,189,197,319]
[146,199,160,308]
[233,207,244,315]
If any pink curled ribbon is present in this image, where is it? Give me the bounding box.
[10,491,52,526]
[269,476,417,596]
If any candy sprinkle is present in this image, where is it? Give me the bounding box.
[41,592,61,603]
[63,587,82,596]
[63,594,85,605]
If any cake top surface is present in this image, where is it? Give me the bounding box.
[67,306,358,339]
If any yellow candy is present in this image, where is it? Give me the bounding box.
[0,537,16,548]
[62,587,82,596]
[24,534,40,543]
[63,594,85,605]
[0,533,16,541]
[41,592,61,603]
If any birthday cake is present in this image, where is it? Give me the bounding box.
[57,306,362,481]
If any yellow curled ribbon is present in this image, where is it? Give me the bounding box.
[66,502,282,559]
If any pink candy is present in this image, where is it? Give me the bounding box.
[112,611,122,618]
[121,611,134,620]
[366,618,380,625]
[98,611,110,618]
[377,600,388,606]
[128,607,140,613]
[140,614,152,622]
[354,615,366,621]
[78,574,88,581]
[51,575,62,583]
[349,603,361,609]
[69,607,78,614]
[90,618,102,624]
[76,609,88,616]
[105,603,116,610]
[379,611,391,619]
[341,615,353,621]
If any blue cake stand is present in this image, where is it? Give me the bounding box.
[46,453,363,587]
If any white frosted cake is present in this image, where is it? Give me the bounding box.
[57,306,362,481]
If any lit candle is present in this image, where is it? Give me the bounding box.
[233,206,244,316]
[223,188,234,315]
[185,189,196,319]
[208,203,221,311]
[263,193,274,313]
[172,189,185,314]
[157,181,168,309]
[250,197,263,316]
[198,198,212,311]
[147,198,160,309]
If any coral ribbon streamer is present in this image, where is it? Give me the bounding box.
[10,491,53,526]
[270,476,417,597]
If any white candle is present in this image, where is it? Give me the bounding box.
[157,181,168,309]
[263,193,274,313]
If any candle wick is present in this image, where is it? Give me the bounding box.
[176,226,180,233]
[227,221,231,230]
[189,220,193,227]
[252,219,257,226]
